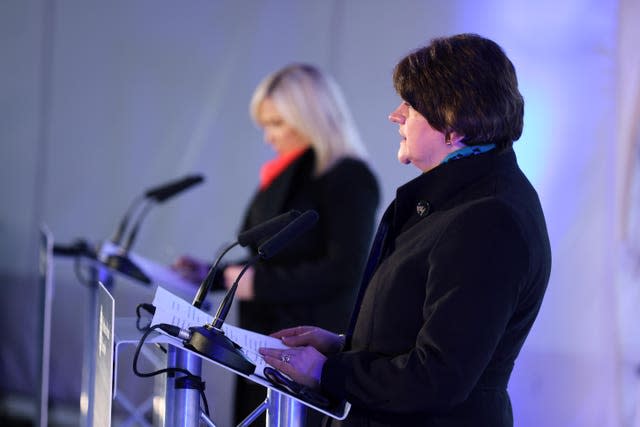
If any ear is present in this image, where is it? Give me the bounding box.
[446,131,465,146]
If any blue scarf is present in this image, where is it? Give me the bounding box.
[441,143,496,164]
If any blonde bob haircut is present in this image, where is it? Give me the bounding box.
[250,64,367,176]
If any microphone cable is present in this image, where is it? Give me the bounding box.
[132,323,210,417]
[135,302,156,332]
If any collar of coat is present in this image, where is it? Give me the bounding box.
[386,147,518,234]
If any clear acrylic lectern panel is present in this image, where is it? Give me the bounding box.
[114,317,350,426]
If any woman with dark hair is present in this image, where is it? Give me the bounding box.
[260,34,551,427]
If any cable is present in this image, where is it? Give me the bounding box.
[133,324,191,378]
[135,302,157,333]
[132,323,209,416]
[135,302,156,318]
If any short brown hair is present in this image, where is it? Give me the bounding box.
[393,33,524,149]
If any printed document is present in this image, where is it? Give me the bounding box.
[150,285,288,377]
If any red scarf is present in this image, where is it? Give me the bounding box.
[259,147,308,190]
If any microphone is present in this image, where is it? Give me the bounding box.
[191,210,301,308]
[109,174,205,246]
[237,210,301,247]
[122,174,205,252]
[184,210,319,375]
[111,174,204,246]
[214,209,318,327]
[104,174,205,284]
[144,174,204,203]
[209,209,319,326]
[258,209,319,260]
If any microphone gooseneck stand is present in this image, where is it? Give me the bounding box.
[103,174,205,286]
[167,210,318,427]
[185,259,257,375]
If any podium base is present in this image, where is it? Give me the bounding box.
[184,325,255,375]
[104,254,152,284]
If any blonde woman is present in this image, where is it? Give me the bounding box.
[175,64,380,425]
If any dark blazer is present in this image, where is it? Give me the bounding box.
[322,148,551,427]
[238,148,380,335]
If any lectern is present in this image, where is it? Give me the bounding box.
[106,258,351,427]
[114,315,351,427]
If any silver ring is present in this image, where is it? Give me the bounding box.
[281,353,291,363]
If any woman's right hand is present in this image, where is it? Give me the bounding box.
[270,326,345,355]
[171,255,209,284]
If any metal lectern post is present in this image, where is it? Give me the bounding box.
[165,345,203,427]
[265,389,306,427]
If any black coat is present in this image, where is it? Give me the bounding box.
[238,148,380,334]
[322,148,552,427]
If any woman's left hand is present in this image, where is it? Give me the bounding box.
[224,265,255,300]
[259,345,327,389]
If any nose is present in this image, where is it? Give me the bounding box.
[388,105,405,124]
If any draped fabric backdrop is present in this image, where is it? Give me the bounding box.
[617,0,640,425]
[1,1,639,426]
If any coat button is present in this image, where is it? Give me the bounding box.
[416,200,431,217]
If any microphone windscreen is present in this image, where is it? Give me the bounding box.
[145,174,204,203]
[258,210,319,260]
[237,210,301,247]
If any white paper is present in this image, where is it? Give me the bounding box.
[151,285,288,377]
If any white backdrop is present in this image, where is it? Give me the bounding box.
[1,1,639,426]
